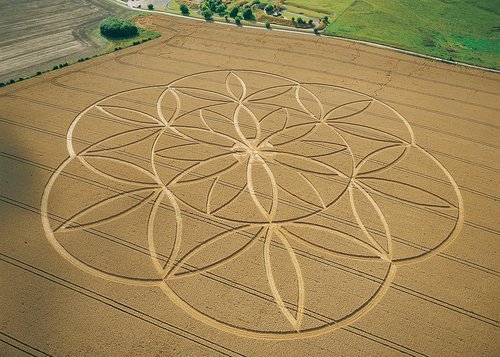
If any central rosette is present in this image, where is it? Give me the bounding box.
[231,140,275,161]
[153,72,355,223]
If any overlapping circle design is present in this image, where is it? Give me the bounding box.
[42,70,463,339]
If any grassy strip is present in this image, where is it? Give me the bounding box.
[321,0,499,70]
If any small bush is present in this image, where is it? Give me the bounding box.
[202,9,213,20]
[180,4,189,15]
[100,17,138,39]
[216,3,226,15]
[9,79,15,84]
[36,71,42,75]
[0,82,5,87]
[265,4,273,14]
[235,18,241,25]
[242,7,253,20]
[265,22,271,29]
[229,7,238,18]
[147,4,154,10]
[314,28,319,34]
[52,65,59,70]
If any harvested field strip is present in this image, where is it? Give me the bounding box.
[144,21,500,84]
[0,252,242,356]
[144,29,500,101]
[0,0,134,82]
[0,331,50,357]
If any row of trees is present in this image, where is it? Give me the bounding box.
[179,0,327,33]
[199,0,256,21]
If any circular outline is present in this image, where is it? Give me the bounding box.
[40,69,464,339]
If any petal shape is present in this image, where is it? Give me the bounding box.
[166,225,265,278]
[84,127,163,154]
[247,159,279,221]
[265,123,317,147]
[174,87,234,103]
[225,72,247,101]
[96,105,164,126]
[349,183,392,260]
[157,87,181,125]
[324,100,373,121]
[295,85,322,120]
[272,139,347,159]
[207,160,248,214]
[174,126,237,148]
[78,155,161,186]
[259,107,289,143]
[355,144,409,176]
[246,85,294,102]
[147,190,183,276]
[155,141,228,162]
[357,177,455,209]
[331,122,404,144]
[171,153,240,185]
[264,227,305,331]
[55,188,160,233]
[282,222,384,260]
[274,152,347,177]
[234,104,261,142]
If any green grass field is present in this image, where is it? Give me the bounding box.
[286,0,499,69]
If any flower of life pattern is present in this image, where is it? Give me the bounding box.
[41,70,464,339]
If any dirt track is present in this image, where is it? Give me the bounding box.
[0,14,499,355]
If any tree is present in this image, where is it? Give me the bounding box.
[202,9,213,20]
[100,17,138,38]
[229,6,238,18]
[242,7,253,20]
[235,17,241,25]
[314,28,319,34]
[265,22,271,29]
[180,4,189,15]
[264,4,273,14]
[147,4,154,10]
